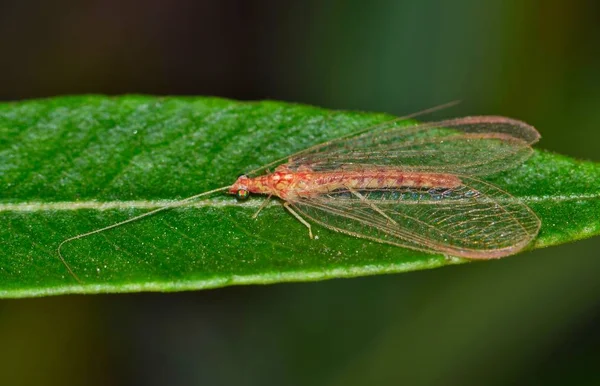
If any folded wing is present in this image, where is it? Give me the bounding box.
[286,116,540,176]
[290,176,540,258]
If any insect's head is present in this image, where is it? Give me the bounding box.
[230,174,251,200]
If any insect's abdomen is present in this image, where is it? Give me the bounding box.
[306,171,462,195]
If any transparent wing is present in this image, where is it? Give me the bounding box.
[286,116,540,176]
[290,176,540,258]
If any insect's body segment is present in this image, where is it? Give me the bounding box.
[230,165,462,201]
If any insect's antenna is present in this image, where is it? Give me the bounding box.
[320,100,463,141]
[245,100,461,176]
[402,100,461,120]
[57,185,231,283]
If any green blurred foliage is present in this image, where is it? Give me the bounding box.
[0,1,599,385]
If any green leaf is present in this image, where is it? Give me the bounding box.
[1,95,599,298]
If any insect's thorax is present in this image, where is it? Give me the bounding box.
[248,168,462,200]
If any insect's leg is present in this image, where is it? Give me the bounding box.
[283,202,313,239]
[348,188,398,225]
[252,194,273,219]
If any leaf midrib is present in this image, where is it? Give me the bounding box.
[1,190,599,213]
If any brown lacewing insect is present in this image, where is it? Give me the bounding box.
[58,107,541,282]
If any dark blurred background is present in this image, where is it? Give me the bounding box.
[1,1,600,385]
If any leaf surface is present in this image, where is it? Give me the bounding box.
[1,96,599,297]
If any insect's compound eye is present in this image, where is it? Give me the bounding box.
[236,189,250,200]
